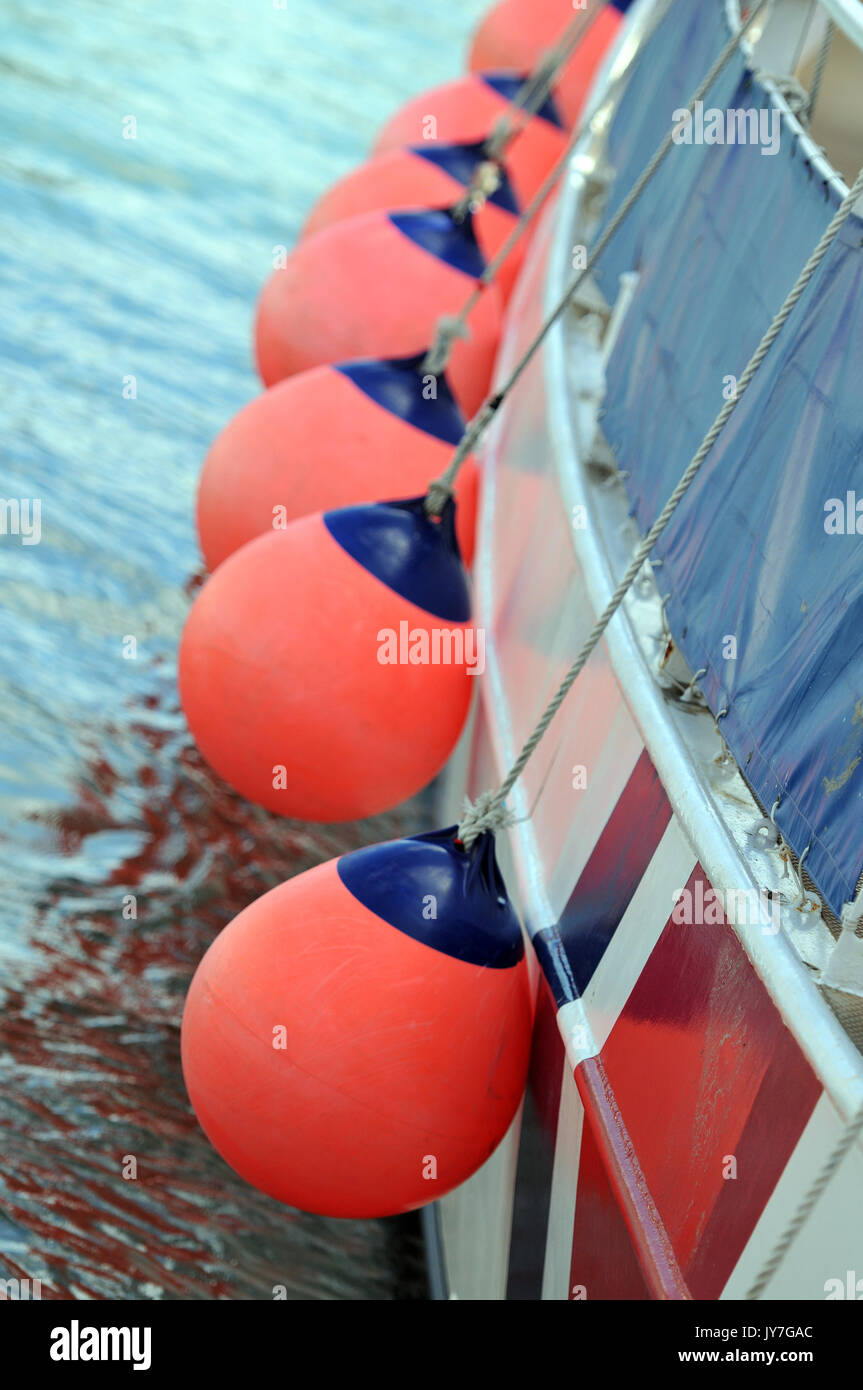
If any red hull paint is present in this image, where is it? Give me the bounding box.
[569,1097,652,1301]
[569,866,822,1298]
[574,1056,690,1299]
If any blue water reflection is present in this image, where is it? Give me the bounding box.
[0,0,483,1299]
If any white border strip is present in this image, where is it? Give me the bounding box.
[541,1063,585,1300]
[722,1091,863,1299]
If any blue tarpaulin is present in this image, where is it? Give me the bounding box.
[594,0,863,916]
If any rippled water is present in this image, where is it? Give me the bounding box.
[0,0,485,1299]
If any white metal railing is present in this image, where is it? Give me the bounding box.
[819,0,863,52]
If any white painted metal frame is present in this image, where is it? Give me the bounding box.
[809,0,863,52]
[729,0,861,203]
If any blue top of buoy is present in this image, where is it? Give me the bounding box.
[323,496,470,621]
[480,73,564,130]
[337,353,466,447]
[612,0,635,11]
[389,208,486,279]
[337,827,524,968]
[408,140,520,214]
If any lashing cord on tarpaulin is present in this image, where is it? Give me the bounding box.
[417,0,863,1297]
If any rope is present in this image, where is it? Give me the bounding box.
[425,0,771,514]
[746,1102,863,1299]
[425,116,585,377]
[483,4,599,163]
[423,0,602,375]
[422,316,470,378]
[451,159,503,225]
[806,16,834,124]
[457,157,863,848]
[756,70,809,118]
[455,791,516,848]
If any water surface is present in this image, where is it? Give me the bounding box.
[0,0,485,1300]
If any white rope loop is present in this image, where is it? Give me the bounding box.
[451,158,504,224]
[422,314,470,378]
[423,477,454,519]
[456,792,515,850]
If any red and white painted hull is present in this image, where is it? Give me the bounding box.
[437,665,863,1299]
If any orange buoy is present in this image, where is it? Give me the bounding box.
[179,497,479,822]
[255,207,502,419]
[301,142,525,302]
[372,73,568,214]
[197,354,478,573]
[468,2,631,130]
[181,827,532,1217]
